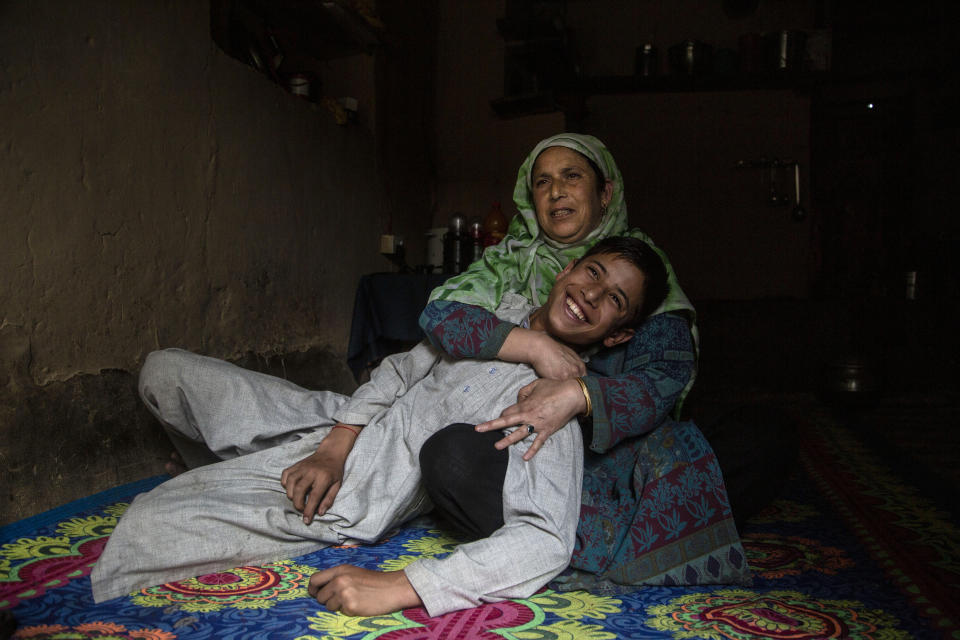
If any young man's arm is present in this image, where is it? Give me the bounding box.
[308,565,422,616]
[310,419,583,617]
[282,342,443,523]
[280,423,363,523]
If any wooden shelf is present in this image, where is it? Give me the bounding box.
[211,0,384,96]
[491,70,940,119]
[570,72,831,94]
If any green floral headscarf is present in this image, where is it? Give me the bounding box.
[428,133,699,411]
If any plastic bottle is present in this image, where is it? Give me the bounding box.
[482,201,507,247]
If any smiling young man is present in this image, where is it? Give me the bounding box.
[308,236,665,615]
[92,237,668,618]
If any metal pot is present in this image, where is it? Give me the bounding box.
[825,356,877,395]
[764,30,807,72]
[668,40,714,76]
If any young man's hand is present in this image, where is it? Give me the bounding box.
[475,377,586,460]
[280,424,360,524]
[308,565,422,616]
[499,328,586,380]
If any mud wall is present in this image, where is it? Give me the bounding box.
[0,1,420,523]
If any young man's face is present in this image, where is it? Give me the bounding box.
[534,252,646,348]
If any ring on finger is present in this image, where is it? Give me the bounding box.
[525,424,535,435]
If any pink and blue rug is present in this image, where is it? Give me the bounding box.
[3,408,958,639]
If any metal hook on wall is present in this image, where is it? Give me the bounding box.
[791,162,806,221]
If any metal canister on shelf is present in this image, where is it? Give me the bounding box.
[468,217,483,265]
[904,271,917,300]
[635,43,658,77]
[443,212,466,274]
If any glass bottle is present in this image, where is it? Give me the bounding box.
[482,201,507,247]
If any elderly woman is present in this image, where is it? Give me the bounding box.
[418,133,750,593]
[421,134,697,446]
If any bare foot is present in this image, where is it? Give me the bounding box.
[164,452,188,477]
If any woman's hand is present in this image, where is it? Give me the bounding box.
[281,424,360,524]
[475,378,587,461]
[499,328,586,380]
[309,565,422,616]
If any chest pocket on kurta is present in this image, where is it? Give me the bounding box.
[427,361,533,427]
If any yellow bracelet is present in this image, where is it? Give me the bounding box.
[575,377,592,418]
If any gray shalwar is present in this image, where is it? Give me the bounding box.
[91,294,583,617]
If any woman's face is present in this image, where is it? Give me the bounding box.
[531,146,611,244]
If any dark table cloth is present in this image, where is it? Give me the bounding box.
[347,272,449,380]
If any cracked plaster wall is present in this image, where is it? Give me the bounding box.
[0,2,394,522]
[1,1,384,382]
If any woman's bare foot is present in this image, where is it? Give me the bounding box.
[164,451,188,477]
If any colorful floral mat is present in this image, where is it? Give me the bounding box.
[3,408,959,640]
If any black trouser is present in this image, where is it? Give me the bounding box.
[420,408,798,536]
[420,423,509,538]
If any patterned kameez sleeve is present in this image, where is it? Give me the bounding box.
[582,312,696,454]
[419,300,517,361]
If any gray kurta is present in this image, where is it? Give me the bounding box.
[91,294,583,617]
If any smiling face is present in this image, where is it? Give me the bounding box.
[531,146,613,244]
[531,252,646,348]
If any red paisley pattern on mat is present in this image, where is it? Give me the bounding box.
[12,621,176,639]
[131,561,313,611]
[700,596,848,638]
[742,533,853,579]
[1,537,107,608]
[389,600,537,639]
[645,589,910,639]
[162,567,281,597]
